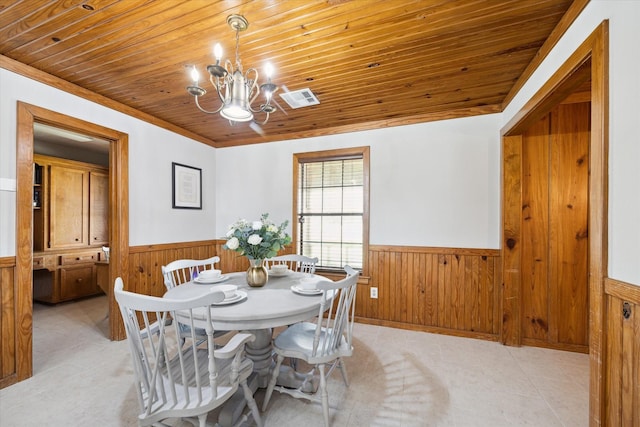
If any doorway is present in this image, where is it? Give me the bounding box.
[500,22,608,423]
[14,102,129,383]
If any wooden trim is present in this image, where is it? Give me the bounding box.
[355,317,500,342]
[370,245,499,257]
[501,0,591,109]
[215,105,502,148]
[0,54,500,149]
[129,240,219,254]
[502,55,592,137]
[0,257,15,268]
[15,103,35,382]
[15,102,130,362]
[588,22,609,426]
[500,21,609,426]
[0,55,215,147]
[605,278,640,305]
[521,338,589,354]
[501,134,523,346]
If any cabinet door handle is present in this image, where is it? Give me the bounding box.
[76,257,81,260]
[75,238,79,241]
[76,278,83,283]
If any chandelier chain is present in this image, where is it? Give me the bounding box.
[234,29,242,70]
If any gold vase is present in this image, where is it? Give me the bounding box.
[246,258,268,287]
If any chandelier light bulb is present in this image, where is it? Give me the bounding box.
[265,63,274,79]
[190,66,199,84]
[214,43,223,61]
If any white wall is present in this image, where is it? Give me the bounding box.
[502,0,640,285]
[216,114,501,249]
[0,68,217,256]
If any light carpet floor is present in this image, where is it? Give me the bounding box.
[0,295,589,426]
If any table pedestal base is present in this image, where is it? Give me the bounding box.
[217,328,319,426]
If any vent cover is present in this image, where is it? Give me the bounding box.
[279,88,320,109]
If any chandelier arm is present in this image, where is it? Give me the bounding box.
[209,74,229,106]
[224,58,235,75]
[246,68,263,111]
[256,111,270,126]
[193,95,224,114]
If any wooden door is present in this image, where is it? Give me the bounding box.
[48,164,89,249]
[89,171,109,246]
[520,101,590,352]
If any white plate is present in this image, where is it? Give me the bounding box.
[291,285,322,296]
[212,290,247,305]
[194,274,228,284]
[269,269,291,277]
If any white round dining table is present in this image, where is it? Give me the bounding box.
[163,271,330,331]
[164,270,332,427]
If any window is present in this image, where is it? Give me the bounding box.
[293,147,369,273]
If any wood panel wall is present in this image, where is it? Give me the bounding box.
[361,245,501,339]
[0,257,16,388]
[519,101,591,353]
[125,242,500,339]
[604,278,640,426]
[127,240,295,296]
[128,241,220,297]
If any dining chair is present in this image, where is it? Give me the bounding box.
[162,256,227,347]
[265,254,318,274]
[114,277,263,427]
[161,256,220,290]
[261,265,359,427]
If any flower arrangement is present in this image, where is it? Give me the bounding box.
[223,213,292,260]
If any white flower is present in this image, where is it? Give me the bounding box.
[252,221,262,230]
[247,234,263,245]
[226,237,239,250]
[226,228,235,238]
[267,224,278,233]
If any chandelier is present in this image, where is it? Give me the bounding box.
[186,14,277,125]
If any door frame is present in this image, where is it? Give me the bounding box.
[15,102,129,381]
[500,22,608,424]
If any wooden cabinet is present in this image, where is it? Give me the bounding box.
[89,171,109,245]
[32,155,108,303]
[32,250,103,303]
[33,155,108,252]
[49,163,89,248]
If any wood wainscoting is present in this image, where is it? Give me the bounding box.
[0,257,18,388]
[126,242,501,340]
[604,278,640,425]
[360,245,501,340]
[128,240,220,298]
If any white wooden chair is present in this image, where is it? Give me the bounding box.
[261,266,359,427]
[114,277,262,427]
[162,256,227,346]
[265,254,318,274]
[161,256,220,290]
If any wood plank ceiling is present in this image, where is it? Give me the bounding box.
[0,0,575,147]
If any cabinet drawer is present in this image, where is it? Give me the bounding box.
[33,256,45,269]
[59,266,97,301]
[33,255,56,271]
[60,252,98,266]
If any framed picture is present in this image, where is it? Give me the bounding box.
[172,162,202,209]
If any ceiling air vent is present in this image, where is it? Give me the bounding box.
[279,88,320,109]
